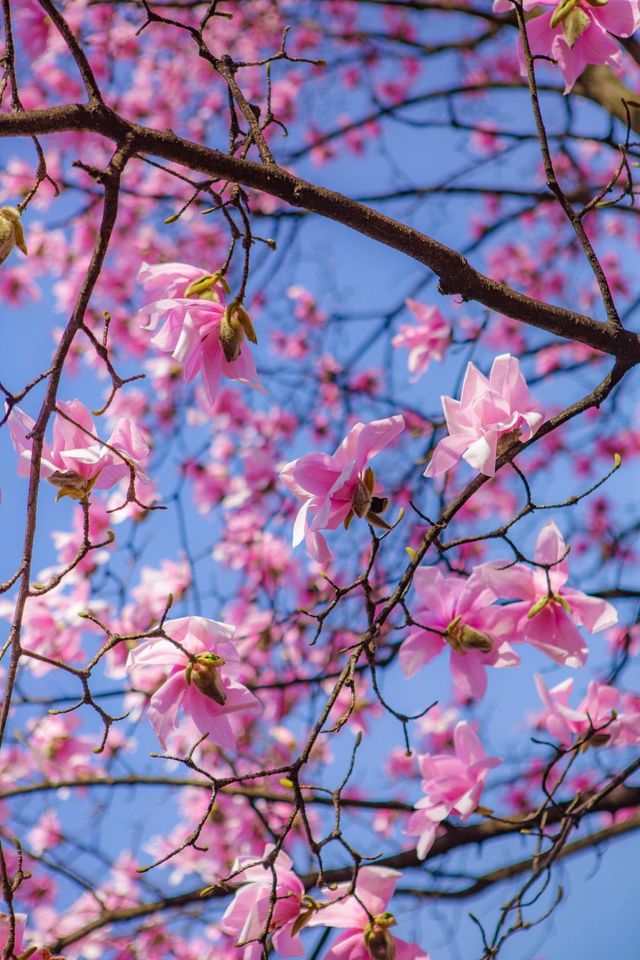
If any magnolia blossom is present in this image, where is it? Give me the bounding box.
[125,616,260,749]
[222,847,307,959]
[425,354,543,479]
[534,674,640,746]
[477,521,618,668]
[391,299,450,381]
[137,261,262,405]
[9,400,149,500]
[280,415,404,564]
[494,0,640,93]
[399,566,520,699]
[28,810,63,856]
[406,722,501,859]
[307,866,430,960]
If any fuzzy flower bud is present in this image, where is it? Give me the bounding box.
[220,300,258,362]
[185,653,227,705]
[364,913,397,960]
[0,206,27,265]
[445,615,493,654]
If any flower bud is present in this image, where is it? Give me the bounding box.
[527,593,571,619]
[291,896,318,936]
[184,271,230,300]
[457,624,493,652]
[352,478,373,519]
[561,7,590,46]
[185,653,227,705]
[445,615,493,654]
[219,306,245,362]
[0,206,27,265]
[550,0,577,27]
[549,0,591,46]
[364,914,397,960]
[47,470,100,502]
[219,301,257,362]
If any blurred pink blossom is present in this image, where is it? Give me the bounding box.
[391,300,450,381]
[534,674,640,746]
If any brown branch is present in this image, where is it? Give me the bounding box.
[515,2,621,328]
[45,783,640,953]
[0,138,133,751]
[398,812,640,899]
[0,775,415,812]
[0,104,637,359]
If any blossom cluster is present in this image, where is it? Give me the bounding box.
[222,859,429,960]
[1,1,640,957]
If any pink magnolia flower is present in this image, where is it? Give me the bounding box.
[494,0,640,93]
[399,567,520,699]
[406,721,501,859]
[25,713,96,781]
[125,616,260,749]
[27,810,63,856]
[137,261,262,406]
[221,847,307,959]
[307,866,430,960]
[280,415,405,564]
[477,521,618,668]
[9,400,149,500]
[391,299,450,381]
[424,354,543,479]
[534,674,640,746]
[0,580,94,676]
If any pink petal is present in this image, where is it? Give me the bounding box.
[534,520,567,568]
[338,415,405,468]
[474,561,536,603]
[395,938,431,960]
[562,588,618,633]
[399,629,443,678]
[424,433,469,478]
[450,650,488,699]
[183,686,237,749]
[453,721,485,766]
[462,432,498,477]
[595,0,640,36]
[126,638,186,673]
[525,605,588,668]
[356,865,400,916]
[306,529,332,565]
[273,924,305,957]
[147,671,186,748]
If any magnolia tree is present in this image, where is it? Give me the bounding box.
[1,1,640,958]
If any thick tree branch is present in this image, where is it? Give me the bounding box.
[46,783,640,952]
[0,104,638,359]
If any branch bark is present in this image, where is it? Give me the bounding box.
[0,104,638,360]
